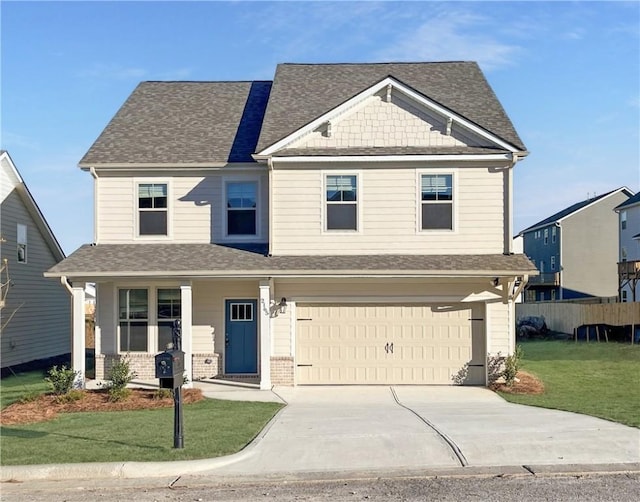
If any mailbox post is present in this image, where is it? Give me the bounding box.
[155,323,185,449]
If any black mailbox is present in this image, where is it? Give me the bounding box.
[155,350,185,388]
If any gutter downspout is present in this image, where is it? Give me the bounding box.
[504,153,519,255]
[267,157,274,256]
[557,222,563,300]
[89,167,99,244]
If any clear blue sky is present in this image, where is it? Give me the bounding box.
[2,1,639,254]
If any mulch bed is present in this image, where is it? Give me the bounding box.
[490,370,545,395]
[0,388,204,426]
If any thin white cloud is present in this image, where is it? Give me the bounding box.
[0,131,40,151]
[377,10,521,71]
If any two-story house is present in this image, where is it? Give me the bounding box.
[1,150,71,374]
[46,62,536,388]
[520,187,632,302]
[615,192,640,302]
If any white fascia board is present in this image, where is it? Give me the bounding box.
[272,153,513,164]
[557,187,632,224]
[79,162,244,171]
[257,76,520,156]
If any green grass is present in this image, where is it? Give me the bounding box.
[1,370,49,408]
[1,398,283,465]
[498,340,640,428]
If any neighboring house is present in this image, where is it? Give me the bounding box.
[0,150,71,372]
[520,187,633,302]
[46,62,537,388]
[615,192,640,302]
[512,235,524,303]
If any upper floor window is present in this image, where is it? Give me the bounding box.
[138,184,167,236]
[543,228,549,245]
[550,256,556,270]
[621,211,627,230]
[17,224,27,263]
[326,175,357,231]
[539,260,545,273]
[227,181,257,235]
[622,290,628,302]
[119,288,148,352]
[551,226,557,243]
[621,246,627,261]
[157,289,181,351]
[421,174,453,230]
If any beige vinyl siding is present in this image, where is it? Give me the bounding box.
[0,188,71,368]
[271,164,505,255]
[96,282,116,353]
[561,191,629,298]
[486,301,510,355]
[96,172,268,244]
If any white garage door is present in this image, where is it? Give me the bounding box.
[296,303,485,385]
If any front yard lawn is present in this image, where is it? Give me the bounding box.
[498,340,640,428]
[0,370,49,408]
[0,372,283,465]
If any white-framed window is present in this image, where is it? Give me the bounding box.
[118,288,148,352]
[226,181,258,236]
[621,211,627,230]
[526,290,536,302]
[551,226,557,243]
[622,290,628,302]
[230,302,254,321]
[138,183,168,236]
[325,174,358,231]
[420,173,453,230]
[539,260,545,273]
[17,224,27,263]
[550,256,556,270]
[551,289,556,301]
[544,228,549,245]
[157,288,181,351]
[622,247,627,261]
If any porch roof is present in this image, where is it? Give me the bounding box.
[46,243,538,279]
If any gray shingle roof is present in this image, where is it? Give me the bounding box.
[615,191,640,210]
[46,243,537,278]
[257,62,526,153]
[80,81,272,165]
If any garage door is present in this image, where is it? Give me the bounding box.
[296,303,485,385]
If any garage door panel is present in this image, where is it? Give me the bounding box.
[296,303,485,385]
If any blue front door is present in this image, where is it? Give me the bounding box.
[225,299,258,374]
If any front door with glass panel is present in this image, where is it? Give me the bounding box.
[225,300,258,374]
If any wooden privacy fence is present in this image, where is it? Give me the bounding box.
[516,302,640,337]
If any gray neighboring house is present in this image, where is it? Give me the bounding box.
[615,192,640,301]
[0,150,71,372]
[520,187,633,301]
[46,62,537,389]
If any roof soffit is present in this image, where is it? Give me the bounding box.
[256,76,520,157]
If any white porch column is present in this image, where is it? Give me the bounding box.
[180,283,193,388]
[259,280,272,390]
[71,283,86,388]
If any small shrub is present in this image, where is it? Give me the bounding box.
[101,356,137,402]
[503,345,524,387]
[55,389,85,404]
[153,388,173,400]
[487,353,506,386]
[45,365,78,395]
[451,363,469,385]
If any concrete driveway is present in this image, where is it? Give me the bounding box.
[213,385,640,475]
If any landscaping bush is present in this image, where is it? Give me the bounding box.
[503,345,523,386]
[45,365,78,395]
[102,357,136,402]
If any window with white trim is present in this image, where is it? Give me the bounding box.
[421,174,453,230]
[226,181,257,235]
[551,289,556,301]
[544,228,549,245]
[17,224,27,263]
[230,302,254,321]
[157,289,181,351]
[622,290,628,302]
[138,183,168,236]
[326,175,357,231]
[552,226,557,243]
[539,260,545,273]
[119,289,148,352]
[550,256,556,270]
[621,211,627,230]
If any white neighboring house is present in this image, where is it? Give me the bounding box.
[0,150,71,372]
[615,192,640,302]
[46,62,537,388]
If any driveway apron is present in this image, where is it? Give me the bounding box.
[214,386,460,474]
[392,386,640,467]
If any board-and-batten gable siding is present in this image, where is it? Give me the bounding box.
[270,164,505,255]
[0,188,71,368]
[96,172,268,243]
[285,90,490,151]
[562,191,630,298]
